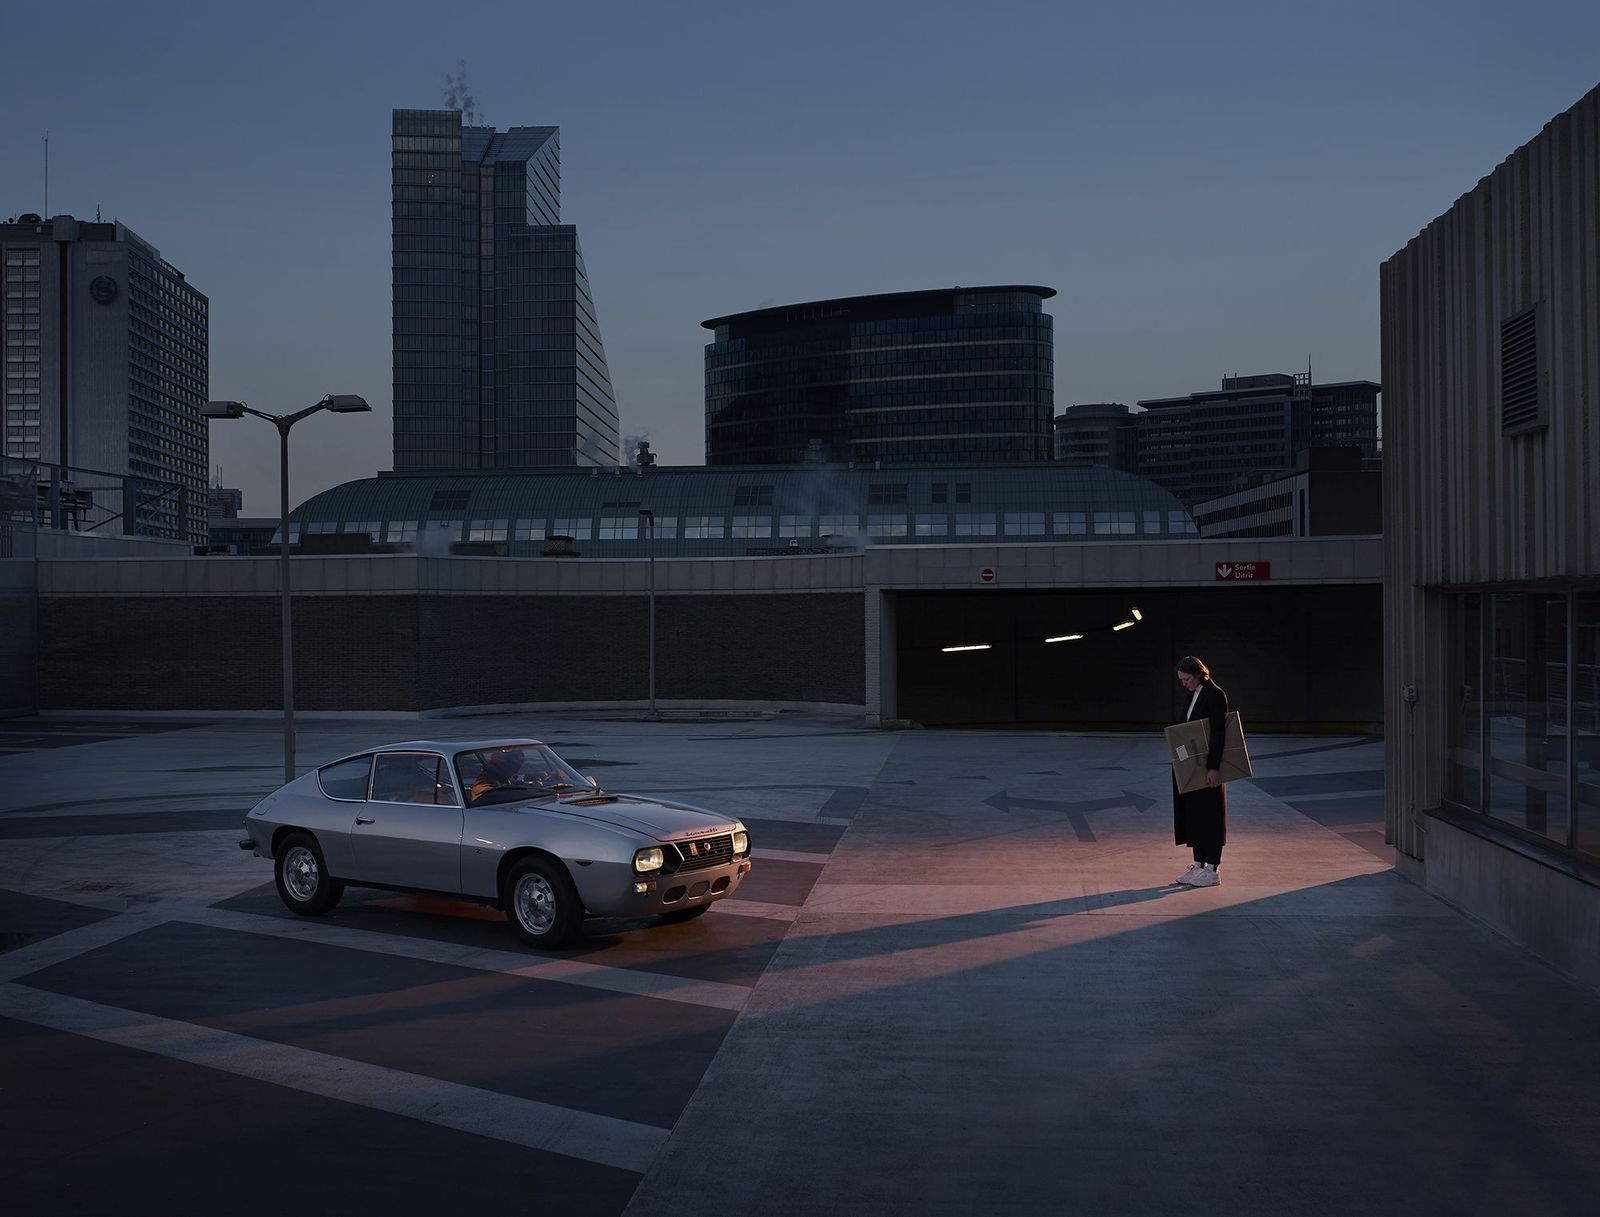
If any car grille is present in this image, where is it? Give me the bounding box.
[672,833,734,872]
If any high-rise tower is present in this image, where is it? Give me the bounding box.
[391,109,619,471]
[1,214,209,542]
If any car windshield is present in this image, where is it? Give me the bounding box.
[454,745,588,806]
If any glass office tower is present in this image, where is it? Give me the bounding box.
[392,109,619,472]
[703,286,1056,465]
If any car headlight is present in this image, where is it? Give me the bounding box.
[633,847,664,874]
[731,830,749,856]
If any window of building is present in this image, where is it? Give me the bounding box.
[818,514,859,539]
[1054,511,1087,535]
[1004,512,1045,536]
[1093,511,1135,534]
[684,516,724,539]
[955,513,997,536]
[1167,510,1196,535]
[513,519,545,541]
[469,519,509,541]
[731,515,773,538]
[734,485,774,507]
[779,515,813,538]
[1143,511,1162,535]
[648,516,679,540]
[553,517,592,541]
[1447,589,1600,862]
[867,514,908,537]
[955,482,972,504]
[868,484,908,505]
[931,483,948,504]
[599,517,638,540]
[386,521,420,543]
[915,514,948,537]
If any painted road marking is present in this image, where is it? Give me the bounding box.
[0,981,668,1173]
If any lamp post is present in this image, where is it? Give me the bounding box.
[203,395,371,784]
[638,507,657,721]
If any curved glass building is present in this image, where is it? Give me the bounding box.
[703,286,1055,466]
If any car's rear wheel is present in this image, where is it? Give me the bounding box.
[504,856,580,949]
[659,904,712,923]
[274,832,344,916]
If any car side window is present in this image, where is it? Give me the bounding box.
[371,753,458,806]
[318,756,373,801]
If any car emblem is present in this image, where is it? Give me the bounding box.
[686,841,699,856]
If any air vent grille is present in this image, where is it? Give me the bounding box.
[1501,307,1540,433]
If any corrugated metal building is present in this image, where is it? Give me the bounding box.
[1381,84,1600,991]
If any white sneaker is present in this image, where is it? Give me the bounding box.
[1189,864,1220,888]
[1176,863,1202,885]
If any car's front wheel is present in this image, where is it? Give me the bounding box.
[274,832,344,916]
[503,856,580,949]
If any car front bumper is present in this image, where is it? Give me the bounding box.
[577,856,752,917]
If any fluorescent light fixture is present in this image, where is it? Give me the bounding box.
[1131,607,1143,621]
[941,644,992,653]
[1044,633,1084,643]
[1113,620,1136,631]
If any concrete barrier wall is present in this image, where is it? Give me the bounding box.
[0,558,37,717]
[38,590,864,712]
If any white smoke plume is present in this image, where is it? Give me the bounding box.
[443,62,483,125]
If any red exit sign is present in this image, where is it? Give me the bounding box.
[1216,561,1271,581]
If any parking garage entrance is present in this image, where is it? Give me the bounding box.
[892,585,1382,729]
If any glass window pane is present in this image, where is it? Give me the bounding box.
[1487,593,1570,845]
[372,753,452,805]
[1576,593,1600,859]
[1447,593,1483,810]
[317,756,372,801]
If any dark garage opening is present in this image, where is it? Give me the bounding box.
[895,585,1382,730]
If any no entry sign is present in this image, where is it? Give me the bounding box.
[979,567,996,583]
[1215,561,1271,581]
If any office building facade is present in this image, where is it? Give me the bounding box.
[1383,84,1600,992]
[2,214,208,541]
[1136,373,1380,507]
[1054,402,1138,466]
[392,109,619,473]
[1191,447,1382,538]
[703,286,1055,466]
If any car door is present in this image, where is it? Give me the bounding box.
[347,752,465,892]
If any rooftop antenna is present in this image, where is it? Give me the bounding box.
[42,132,48,216]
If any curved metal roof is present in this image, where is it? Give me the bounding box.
[290,464,1195,557]
[701,285,1057,330]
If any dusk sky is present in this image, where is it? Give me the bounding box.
[4,0,1598,514]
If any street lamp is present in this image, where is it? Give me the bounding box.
[638,507,657,721]
[204,394,371,783]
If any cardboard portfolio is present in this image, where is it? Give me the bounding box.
[1165,711,1253,794]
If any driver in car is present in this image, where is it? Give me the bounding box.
[470,748,526,804]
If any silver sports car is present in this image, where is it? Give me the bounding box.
[239,738,752,949]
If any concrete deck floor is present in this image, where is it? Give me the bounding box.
[2,714,1597,1216]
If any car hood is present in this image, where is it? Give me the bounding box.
[536,794,741,841]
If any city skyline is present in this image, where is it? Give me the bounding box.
[3,0,1598,513]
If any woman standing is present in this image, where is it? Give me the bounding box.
[1173,655,1228,887]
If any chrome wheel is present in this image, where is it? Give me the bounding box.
[513,873,557,935]
[282,845,320,902]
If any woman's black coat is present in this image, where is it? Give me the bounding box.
[1172,679,1228,848]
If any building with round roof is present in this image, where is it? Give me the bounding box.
[702,286,1056,467]
[286,462,1197,558]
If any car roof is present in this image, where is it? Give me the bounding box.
[321,739,549,767]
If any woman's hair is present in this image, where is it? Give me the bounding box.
[1176,655,1211,681]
